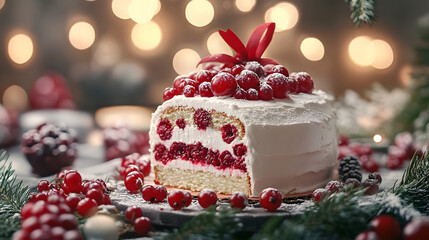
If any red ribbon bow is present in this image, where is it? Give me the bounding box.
[198,22,279,67]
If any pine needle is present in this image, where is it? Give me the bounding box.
[346,0,376,26]
[0,149,30,237]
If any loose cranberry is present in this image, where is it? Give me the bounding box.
[194,108,211,130]
[125,173,143,193]
[294,72,314,93]
[125,206,143,222]
[221,124,237,144]
[76,198,98,218]
[235,70,259,90]
[157,119,173,141]
[231,64,245,76]
[183,85,197,97]
[266,73,289,99]
[387,156,402,170]
[199,82,214,97]
[142,185,156,202]
[369,215,401,240]
[163,88,177,101]
[325,181,343,193]
[403,217,429,240]
[176,119,187,129]
[196,70,213,84]
[229,192,248,210]
[312,188,328,204]
[58,213,79,230]
[38,180,50,192]
[233,144,247,157]
[355,231,380,240]
[234,88,247,99]
[362,179,379,195]
[134,217,151,236]
[86,189,104,205]
[368,172,382,184]
[245,61,265,77]
[271,65,289,76]
[345,178,361,189]
[64,171,82,193]
[66,195,81,212]
[198,189,218,209]
[246,88,259,100]
[361,158,379,173]
[168,190,187,210]
[154,185,168,202]
[211,73,237,96]
[259,84,274,100]
[259,188,282,211]
[184,191,192,207]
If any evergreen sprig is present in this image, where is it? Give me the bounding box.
[392,152,429,215]
[157,206,243,240]
[346,0,376,26]
[0,149,30,237]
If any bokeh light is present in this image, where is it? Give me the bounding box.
[3,85,28,111]
[95,106,152,131]
[0,0,5,10]
[185,0,214,27]
[173,48,201,75]
[111,0,131,20]
[128,0,159,24]
[69,21,96,50]
[371,40,394,69]
[373,134,383,143]
[235,0,256,12]
[131,21,162,51]
[207,31,233,55]
[300,37,325,61]
[348,36,376,66]
[265,2,299,32]
[8,33,34,65]
[93,37,121,67]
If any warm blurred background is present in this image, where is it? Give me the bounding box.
[2,0,429,145]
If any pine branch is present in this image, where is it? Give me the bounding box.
[345,0,376,26]
[157,206,244,240]
[0,149,30,237]
[391,152,429,215]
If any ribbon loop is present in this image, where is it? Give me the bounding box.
[197,22,277,67]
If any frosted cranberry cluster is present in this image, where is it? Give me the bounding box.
[163,61,314,101]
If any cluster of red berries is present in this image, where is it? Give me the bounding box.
[103,127,150,161]
[163,62,314,101]
[387,132,422,170]
[119,153,151,193]
[355,216,429,240]
[338,135,379,173]
[21,123,78,177]
[14,170,111,240]
[154,142,247,172]
[312,174,382,204]
[125,206,151,236]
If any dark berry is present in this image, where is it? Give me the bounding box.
[362,179,379,195]
[271,65,289,76]
[368,172,382,184]
[125,206,143,222]
[233,144,247,157]
[154,144,167,161]
[245,61,265,77]
[234,88,247,99]
[403,217,429,240]
[156,119,173,141]
[199,82,214,97]
[369,215,401,240]
[221,124,237,144]
[259,188,282,211]
[312,188,328,204]
[229,192,248,210]
[338,156,362,182]
[258,84,274,100]
[198,189,217,209]
[246,88,259,100]
[211,73,237,96]
[266,73,288,99]
[169,142,186,159]
[325,181,343,193]
[294,72,314,93]
[134,217,151,236]
[235,70,259,90]
[163,87,177,101]
[194,108,211,130]
[176,119,186,129]
[345,178,361,189]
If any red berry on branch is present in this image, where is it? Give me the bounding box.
[312,188,328,204]
[125,206,143,223]
[76,198,98,218]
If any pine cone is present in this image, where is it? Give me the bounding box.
[338,156,362,182]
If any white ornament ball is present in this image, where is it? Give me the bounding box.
[83,214,119,240]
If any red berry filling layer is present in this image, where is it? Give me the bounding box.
[162,61,314,101]
[153,142,247,172]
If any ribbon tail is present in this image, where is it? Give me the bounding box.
[259,58,279,66]
[246,23,273,59]
[254,23,276,59]
[197,54,236,67]
[219,29,248,58]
